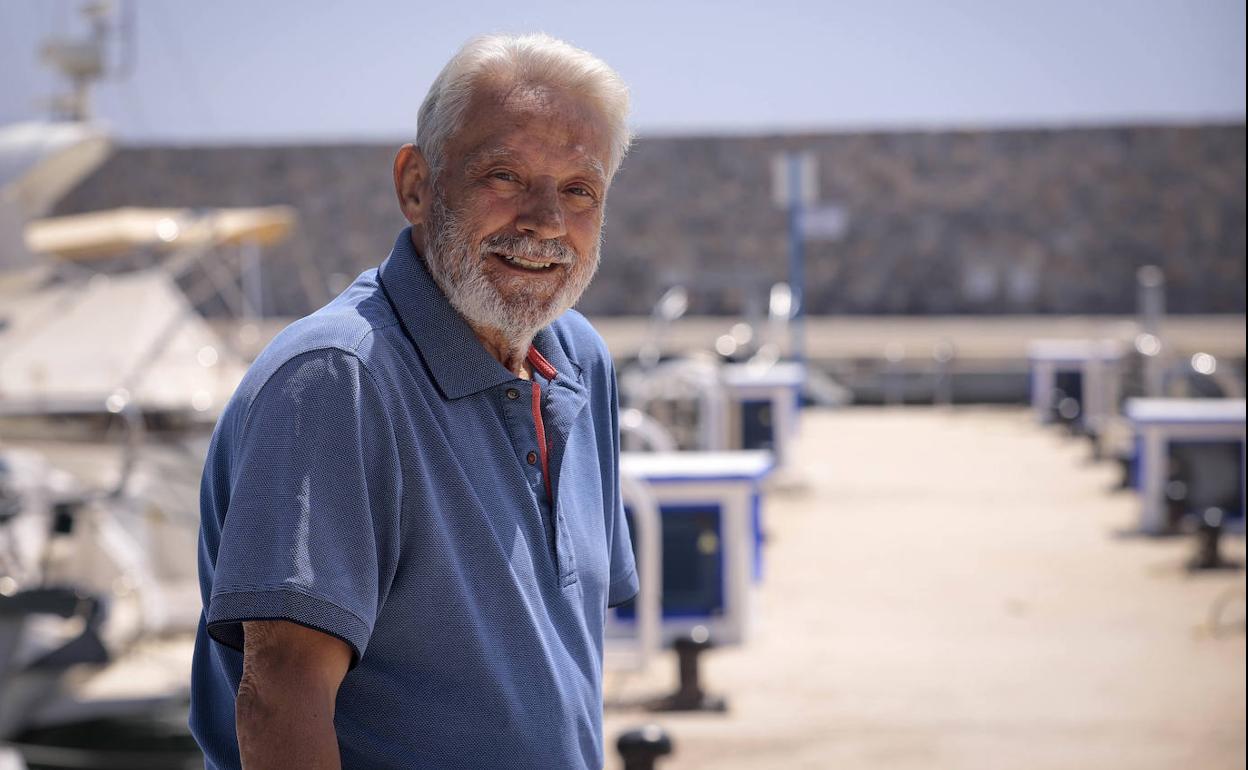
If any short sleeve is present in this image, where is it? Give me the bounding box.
[605,359,640,608]
[205,348,402,664]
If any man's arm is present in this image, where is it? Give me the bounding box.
[236,620,352,770]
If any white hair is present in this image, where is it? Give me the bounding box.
[417,33,632,183]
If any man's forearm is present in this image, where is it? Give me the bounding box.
[236,674,342,769]
[235,620,351,769]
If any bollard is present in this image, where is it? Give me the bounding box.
[646,626,727,712]
[1187,508,1241,571]
[617,724,673,770]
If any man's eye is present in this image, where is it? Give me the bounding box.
[490,171,519,182]
[565,186,593,198]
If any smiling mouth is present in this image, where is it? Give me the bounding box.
[493,252,559,271]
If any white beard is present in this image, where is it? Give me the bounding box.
[424,192,601,350]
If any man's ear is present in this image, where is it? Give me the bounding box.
[394,144,432,226]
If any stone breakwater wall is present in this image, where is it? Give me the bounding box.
[54,124,1245,317]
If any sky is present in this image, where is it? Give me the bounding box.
[0,0,1244,144]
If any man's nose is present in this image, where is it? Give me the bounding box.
[515,180,566,241]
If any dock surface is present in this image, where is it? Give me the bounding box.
[217,315,1246,365]
[604,407,1246,770]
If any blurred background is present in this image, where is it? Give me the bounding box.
[0,1,1244,769]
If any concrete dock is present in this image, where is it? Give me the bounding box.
[220,315,1245,404]
[604,407,1246,770]
[219,315,1247,365]
[591,315,1247,363]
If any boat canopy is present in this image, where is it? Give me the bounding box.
[25,205,298,261]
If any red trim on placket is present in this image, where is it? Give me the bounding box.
[525,346,557,502]
[531,380,552,501]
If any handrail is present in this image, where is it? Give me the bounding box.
[607,473,662,673]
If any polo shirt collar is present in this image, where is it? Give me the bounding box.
[377,228,584,401]
[531,325,582,386]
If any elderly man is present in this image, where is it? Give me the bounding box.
[190,34,638,769]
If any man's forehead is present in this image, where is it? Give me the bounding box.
[451,81,611,177]
[464,144,606,181]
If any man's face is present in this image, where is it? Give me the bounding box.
[423,83,612,340]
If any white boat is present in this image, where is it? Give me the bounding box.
[1,93,296,766]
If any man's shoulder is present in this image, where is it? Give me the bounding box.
[263,270,399,360]
[233,270,402,407]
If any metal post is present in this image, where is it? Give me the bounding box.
[1137,266,1166,398]
[786,153,806,365]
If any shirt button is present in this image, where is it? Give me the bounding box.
[526,451,538,465]
[506,388,520,400]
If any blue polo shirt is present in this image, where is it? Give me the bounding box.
[190,229,639,769]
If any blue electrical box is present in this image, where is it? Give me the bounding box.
[612,451,773,646]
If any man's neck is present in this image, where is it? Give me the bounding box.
[471,323,534,379]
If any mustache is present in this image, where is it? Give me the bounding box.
[480,233,577,265]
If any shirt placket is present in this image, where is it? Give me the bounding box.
[503,381,548,506]
[531,378,553,502]
[500,348,562,572]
